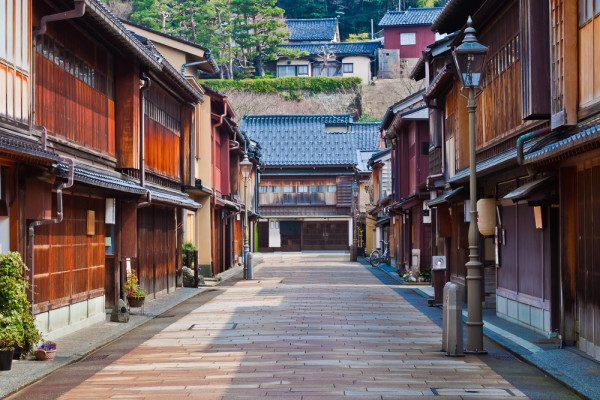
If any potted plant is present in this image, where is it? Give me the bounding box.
[35,341,57,361]
[124,272,147,308]
[0,339,14,371]
[0,252,41,361]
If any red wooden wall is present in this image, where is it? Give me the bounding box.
[32,193,105,313]
[383,25,436,58]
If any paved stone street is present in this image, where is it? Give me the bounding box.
[8,253,579,399]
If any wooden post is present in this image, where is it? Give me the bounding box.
[193,250,199,288]
[185,250,191,268]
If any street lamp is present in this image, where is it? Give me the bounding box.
[240,152,253,280]
[452,16,488,354]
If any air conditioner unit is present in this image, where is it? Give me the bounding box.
[432,256,446,270]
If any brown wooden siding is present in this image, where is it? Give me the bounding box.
[115,61,139,169]
[137,205,176,297]
[35,53,115,156]
[144,84,181,179]
[32,192,105,313]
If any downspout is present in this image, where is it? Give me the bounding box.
[32,0,86,124]
[138,75,152,208]
[517,126,551,165]
[181,50,216,75]
[28,157,74,307]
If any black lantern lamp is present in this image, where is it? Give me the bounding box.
[452,17,488,89]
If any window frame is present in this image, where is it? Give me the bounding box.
[342,63,354,73]
[400,32,416,46]
[326,185,337,193]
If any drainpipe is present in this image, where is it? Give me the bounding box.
[517,126,551,165]
[32,0,86,124]
[212,97,228,206]
[138,75,152,208]
[27,156,74,307]
[181,51,214,75]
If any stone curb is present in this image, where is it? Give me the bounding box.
[0,266,243,399]
[410,287,597,400]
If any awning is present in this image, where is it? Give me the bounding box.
[374,216,390,226]
[216,197,240,211]
[74,167,148,195]
[503,176,557,202]
[524,121,600,164]
[0,133,60,164]
[427,187,464,208]
[150,186,201,210]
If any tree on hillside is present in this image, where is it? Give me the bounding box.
[230,0,289,77]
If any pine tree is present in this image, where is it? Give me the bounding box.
[231,0,288,77]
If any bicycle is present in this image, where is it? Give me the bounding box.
[369,240,391,267]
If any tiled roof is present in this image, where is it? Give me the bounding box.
[0,133,60,163]
[286,19,338,42]
[279,41,381,56]
[524,121,600,164]
[240,115,381,166]
[378,7,443,27]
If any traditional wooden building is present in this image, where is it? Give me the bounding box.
[0,0,209,339]
[367,148,393,262]
[380,91,431,274]
[121,21,260,278]
[378,7,443,78]
[413,0,565,346]
[241,115,380,252]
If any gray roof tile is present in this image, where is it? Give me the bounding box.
[240,115,381,167]
[286,19,338,41]
[279,41,381,56]
[379,7,443,27]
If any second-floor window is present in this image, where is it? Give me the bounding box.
[312,185,324,192]
[400,33,416,45]
[580,0,600,25]
[283,185,295,193]
[326,185,337,192]
[297,185,309,193]
[270,186,282,193]
[259,185,269,193]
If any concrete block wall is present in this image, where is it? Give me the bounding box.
[496,294,550,335]
[35,296,106,341]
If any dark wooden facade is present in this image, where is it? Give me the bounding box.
[0,0,202,339]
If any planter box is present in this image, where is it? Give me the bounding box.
[0,349,14,371]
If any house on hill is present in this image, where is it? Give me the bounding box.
[241,115,380,252]
[378,7,443,78]
[277,18,381,83]
[286,18,340,43]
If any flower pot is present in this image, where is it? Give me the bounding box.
[35,349,56,361]
[0,349,14,371]
[127,296,145,308]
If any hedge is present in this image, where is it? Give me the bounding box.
[200,76,362,94]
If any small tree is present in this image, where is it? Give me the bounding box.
[0,253,40,352]
[231,0,289,77]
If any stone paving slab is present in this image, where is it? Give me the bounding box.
[6,254,580,399]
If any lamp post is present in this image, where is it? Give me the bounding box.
[452,17,488,354]
[240,152,253,280]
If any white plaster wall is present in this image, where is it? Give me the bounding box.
[341,56,371,84]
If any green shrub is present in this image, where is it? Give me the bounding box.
[182,242,197,267]
[200,76,362,94]
[0,252,40,351]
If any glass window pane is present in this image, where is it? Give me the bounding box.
[596,0,600,14]
[283,185,294,193]
[21,0,27,68]
[297,65,308,75]
[298,185,309,193]
[15,0,21,68]
[400,32,416,45]
[7,0,13,62]
[0,0,6,60]
[326,185,337,192]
